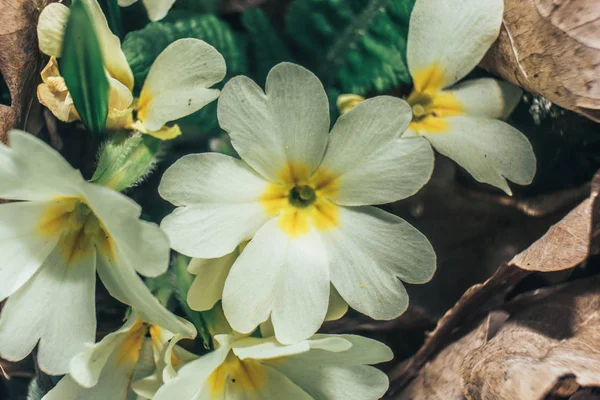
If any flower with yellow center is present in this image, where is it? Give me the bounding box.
[151,332,393,400]
[402,0,536,195]
[159,62,436,344]
[0,130,194,375]
[36,0,226,140]
[43,311,196,400]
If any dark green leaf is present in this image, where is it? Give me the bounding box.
[99,0,123,39]
[61,0,110,137]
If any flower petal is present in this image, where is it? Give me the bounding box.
[305,334,393,365]
[449,78,522,120]
[0,130,84,201]
[271,229,330,344]
[323,206,436,320]
[161,203,268,259]
[234,364,313,400]
[423,116,536,195]
[222,219,330,343]
[69,315,139,387]
[142,0,176,21]
[324,286,349,322]
[159,153,269,206]
[82,0,134,90]
[0,201,59,301]
[137,39,225,131]
[187,251,238,312]
[232,337,311,361]
[319,96,434,206]
[218,63,330,182]
[37,3,69,57]
[96,255,196,338]
[407,0,503,90]
[0,245,96,375]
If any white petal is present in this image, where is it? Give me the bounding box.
[138,39,225,131]
[37,3,69,57]
[0,201,59,300]
[0,245,96,375]
[82,183,170,277]
[271,229,330,344]
[407,0,503,89]
[159,153,268,206]
[187,251,238,312]
[323,206,436,320]
[231,364,312,400]
[0,130,84,201]
[449,78,522,120]
[82,0,134,90]
[319,96,434,205]
[222,219,330,343]
[305,334,393,365]
[325,286,349,322]
[69,315,140,388]
[153,346,231,400]
[222,218,284,335]
[424,116,536,195]
[232,337,311,361]
[118,0,137,5]
[218,63,330,182]
[160,204,268,259]
[142,0,176,21]
[96,255,196,338]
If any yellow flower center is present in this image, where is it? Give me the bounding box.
[208,352,265,396]
[407,63,464,134]
[260,163,339,238]
[37,197,115,265]
[117,318,148,366]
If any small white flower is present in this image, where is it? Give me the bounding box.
[403,0,536,195]
[151,332,393,400]
[118,0,177,22]
[0,130,195,375]
[36,0,226,140]
[42,311,196,400]
[159,62,436,344]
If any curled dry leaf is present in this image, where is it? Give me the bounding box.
[399,311,509,400]
[460,277,600,400]
[481,0,600,122]
[389,170,600,393]
[0,0,48,142]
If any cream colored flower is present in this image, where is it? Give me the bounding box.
[42,311,196,399]
[0,131,194,375]
[403,0,536,194]
[160,62,436,344]
[151,332,393,400]
[118,0,176,22]
[36,0,225,140]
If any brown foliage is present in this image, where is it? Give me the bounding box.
[481,0,600,122]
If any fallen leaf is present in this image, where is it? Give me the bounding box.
[398,312,509,400]
[481,0,600,122]
[460,277,600,400]
[0,0,48,142]
[389,170,600,393]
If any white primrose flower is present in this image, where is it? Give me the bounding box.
[37,0,226,140]
[151,332,393,400]
[43,311,196,400]
[0,130,195,375]
[159,62,437,344]
[118,0,177,22]
[403,0,536,195]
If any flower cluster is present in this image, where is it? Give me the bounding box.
[0,0,536,399]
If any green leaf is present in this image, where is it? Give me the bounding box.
[173,0,220,14]
[99,0,123,39]
[61,0,110,137]
[286,0,415,95]
[242,8,294,84]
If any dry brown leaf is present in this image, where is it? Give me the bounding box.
[481,0,600,122]
[460,277,600,400]
[398,311,509,400]
[389,170,600,393]
[0,0,48,142]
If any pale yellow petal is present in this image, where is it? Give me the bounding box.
[37,3,69,57]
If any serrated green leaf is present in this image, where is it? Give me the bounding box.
[242,8,294,84]
[61,0,110,137]
[286,0,415,95]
